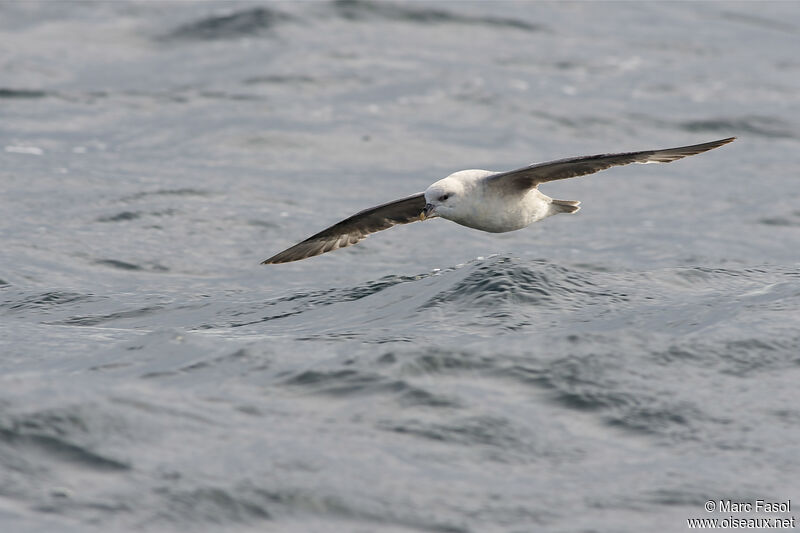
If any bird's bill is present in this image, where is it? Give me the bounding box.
[421,203,437,220]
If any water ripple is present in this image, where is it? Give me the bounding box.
[0,409,130,472]
[162,7,291,41]
[679,115,795,138]
[332,0,544,32]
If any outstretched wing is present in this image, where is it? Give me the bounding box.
[486,137,735,192]
[262,193,426,264]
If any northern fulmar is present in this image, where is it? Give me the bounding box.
[262,137,735,264]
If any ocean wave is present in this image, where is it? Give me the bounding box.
[2,290,96,314]
[0,408,130,472]
[161,7,291,41]
[0,88,49,99]
[422,257,629,311]
[120,188,213,203]
[225,273,423,328]
[148,481,468,532]
[58,304,166,327]
[281,366,457,408]
[759,210,800,227]
[679,115,795,138]
[377,415,528,451]
[331,0,543,32]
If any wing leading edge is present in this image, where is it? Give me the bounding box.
[486,137,736,192]
[262,193,426,264]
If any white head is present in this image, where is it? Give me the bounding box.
[422,169,493,221]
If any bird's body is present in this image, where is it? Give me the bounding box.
[262,137,735,264]
[424,169,575,233]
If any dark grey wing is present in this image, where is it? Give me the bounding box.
[262,193,426,264]
[486,137,736,192]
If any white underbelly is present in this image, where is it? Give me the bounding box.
[450,191,552,233]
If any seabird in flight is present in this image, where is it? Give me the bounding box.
[262,137,735,264]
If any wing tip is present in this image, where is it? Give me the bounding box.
[690,136,737,151]
[262,252,310,265]
[694,136,737,153]
[261,252,301,265]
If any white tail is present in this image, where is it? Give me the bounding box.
[550,199,581,214]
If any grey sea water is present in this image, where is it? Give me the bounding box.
[1,1,799,532]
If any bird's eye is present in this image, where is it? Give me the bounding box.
[438,193,450,202]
